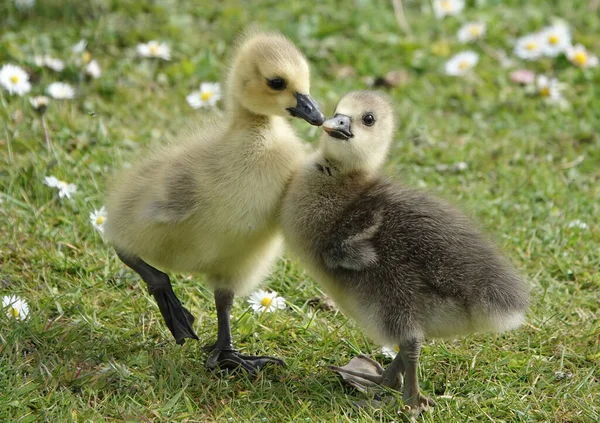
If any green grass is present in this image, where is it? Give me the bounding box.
[1,0,599,421]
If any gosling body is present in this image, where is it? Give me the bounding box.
[105,31,324,372]
[107,117,302,294]
[281,91,529,410]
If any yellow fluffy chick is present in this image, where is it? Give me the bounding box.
[105,31,324,373]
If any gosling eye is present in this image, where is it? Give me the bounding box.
[267,77,287,91]
[362,113,376,126]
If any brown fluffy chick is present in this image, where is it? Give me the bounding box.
[105,31,324,373]
[281,91,529,411]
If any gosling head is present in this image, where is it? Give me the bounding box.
[227,31,325,126]
[320,91,395,174]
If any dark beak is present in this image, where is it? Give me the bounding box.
[287,93,325,126]
[322,114,353,140]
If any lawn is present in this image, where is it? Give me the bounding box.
[1,0,599,421]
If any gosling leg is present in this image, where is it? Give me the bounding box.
[116,250,198,345]
[381,352,405,390]
[399,339,436,413]
[205,289,285,373]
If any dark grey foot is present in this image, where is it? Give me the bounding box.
[116,250,198,345]
[403,393,436,413]
[206,348,286,373]
[202,341,218,352]
[353,395,397,410]
[153,285,199,345]
[204,289,284,374]
[329,354,403,393]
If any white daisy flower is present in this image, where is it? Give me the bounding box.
[43,175,61,187]
[47,82,75,99]
[566,44,598,69]
[457,22,486,43]
[433,0,464,19]
[14,0,35,10]
[44,56,65,72]
[540,25,571,57]
[29,95,49,113]
[2,295,30,320]
[0,64,31,96]
[73,51,93,67]
[44,175,77,199]
[444,51,479,76]
[534,75,563,102]
[33,55,45,67]
[514,33,544,61]
[454,161,468,171]
[137,41,171,60]
[186,82,222,109]
[90,206,107,234]
[248,289,286,313]
[34,55,65,72]
[72,39,87,54]
[567,219,588,229]
[86,60,101,79]
[381,345,399,359]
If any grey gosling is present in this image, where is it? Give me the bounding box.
[105,31,325,373]
[281,91,529,411]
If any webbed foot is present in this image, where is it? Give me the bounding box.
[329,354,403,392]
[153,285,199,345]
[402,393,436,417]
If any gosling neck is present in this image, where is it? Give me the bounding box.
[316,151,378,182]
[226,101,273,131]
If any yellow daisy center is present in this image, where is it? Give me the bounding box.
[469,26,481,36]
[548,34,559,45]
[95,215,105,225]
[540,86,550,97]
[458,60,470,70]
[82,51,92,64]
[573,51,587,66]
[10,75,19,84]
[441,0,452,11]
[9,306,20,318]
[149,44,159,55]
[200,91,213,101]
[260,296,273,307]
[526,41,538,51]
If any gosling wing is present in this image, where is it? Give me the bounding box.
[141,167,199,224]
[322,206,383,271]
